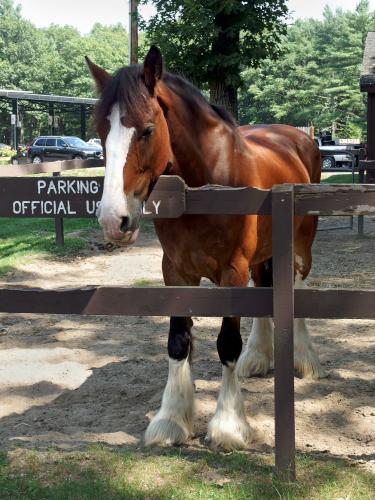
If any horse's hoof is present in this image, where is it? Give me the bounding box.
[294,350,327,379]
[236,350,272,378]
[205,414,251,451]
[145,417,191,446]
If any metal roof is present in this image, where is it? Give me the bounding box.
[360,32,375,92]
[0,89,97,105]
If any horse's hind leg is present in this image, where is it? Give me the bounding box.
[145,254,198,446]
[236,260,274,377]
[206,263,251,450]
[294,245,326,379]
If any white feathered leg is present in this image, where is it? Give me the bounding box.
[145,357,194,446]
[294,273,326,379]
[236,317,274,377]
[206,363,251,450]
[294,318,327,379]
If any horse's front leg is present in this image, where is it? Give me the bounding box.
[145,254,199,446]
[206,261,252,450]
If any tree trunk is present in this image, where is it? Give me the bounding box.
[208,7,241,121]
[209,80,238,120]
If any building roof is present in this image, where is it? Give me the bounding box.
[360,32,375,92]
[0,89,97,106]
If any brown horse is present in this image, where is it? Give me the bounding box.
[86,46,326,451]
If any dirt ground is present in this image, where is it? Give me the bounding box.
[0,216,374,473]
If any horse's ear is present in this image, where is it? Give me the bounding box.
[85,56,111,93]
[143,45,163,95]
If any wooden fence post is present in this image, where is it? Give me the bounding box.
[272,184,296,481]
[53,172,64,246]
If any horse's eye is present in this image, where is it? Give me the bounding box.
[142,126,154,139]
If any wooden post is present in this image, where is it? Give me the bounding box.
[129,0,138,64]
[53,172,64,246]
[272,184,296,481]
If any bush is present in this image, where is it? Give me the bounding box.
[0,147,16,157]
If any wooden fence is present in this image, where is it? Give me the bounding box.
[0,169,375,480]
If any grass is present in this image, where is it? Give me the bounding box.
[0,216,155,277]
[61,167,105,177]
[0,446,373,500]
[321,173,359,184]
[0,167,105,275]
[133,278,162,287]
[0,217,98,276]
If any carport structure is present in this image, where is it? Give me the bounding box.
[0,89,97,149]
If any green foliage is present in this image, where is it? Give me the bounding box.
[0,0,133,144]
[141,0,288,115]
[142,0,288,85]
[0,146,14,156]
[336,121,363,140]
[0,0,372,140]
[239,0,373,137]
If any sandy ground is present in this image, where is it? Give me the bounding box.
[0,216,374,473]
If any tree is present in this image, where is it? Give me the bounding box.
[141,0,288,118]
[0,0,134,143]
[0,1,51,93]
[239,0,375,138]
[0,0,20,17]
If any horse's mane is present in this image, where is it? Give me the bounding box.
[95,64,238,129]
[162,72,237,128]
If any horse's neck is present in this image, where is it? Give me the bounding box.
[161,86,245,187]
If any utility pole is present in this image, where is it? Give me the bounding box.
[129,0,138,64]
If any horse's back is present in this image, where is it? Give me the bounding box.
[238,124,321,184]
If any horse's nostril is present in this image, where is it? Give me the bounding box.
[120,217,130,233]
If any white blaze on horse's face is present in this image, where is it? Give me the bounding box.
[98,103,139,244]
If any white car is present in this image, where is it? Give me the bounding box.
[314,137,353,169]
[87,138,102,149]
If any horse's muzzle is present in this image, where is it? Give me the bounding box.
[97,196,142,246]
[100,223,140,246]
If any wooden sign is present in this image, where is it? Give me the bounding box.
[0,175,186,219]
[0,176,103,217]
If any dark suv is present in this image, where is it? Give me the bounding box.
[28,136,103,163]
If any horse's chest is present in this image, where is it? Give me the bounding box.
[154,216,241,278]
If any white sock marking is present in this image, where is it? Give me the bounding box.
[207,363,251,450]
[237,318,274,377]
[145,357,194,445]
[294,271,326,378]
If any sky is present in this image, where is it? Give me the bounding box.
[15,0,375,34]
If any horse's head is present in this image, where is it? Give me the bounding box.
[86,46,172,245]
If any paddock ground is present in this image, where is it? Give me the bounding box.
[0,215,374,477]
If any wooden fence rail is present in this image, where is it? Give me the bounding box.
[0,173,374,481]
[1,287,373,318]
